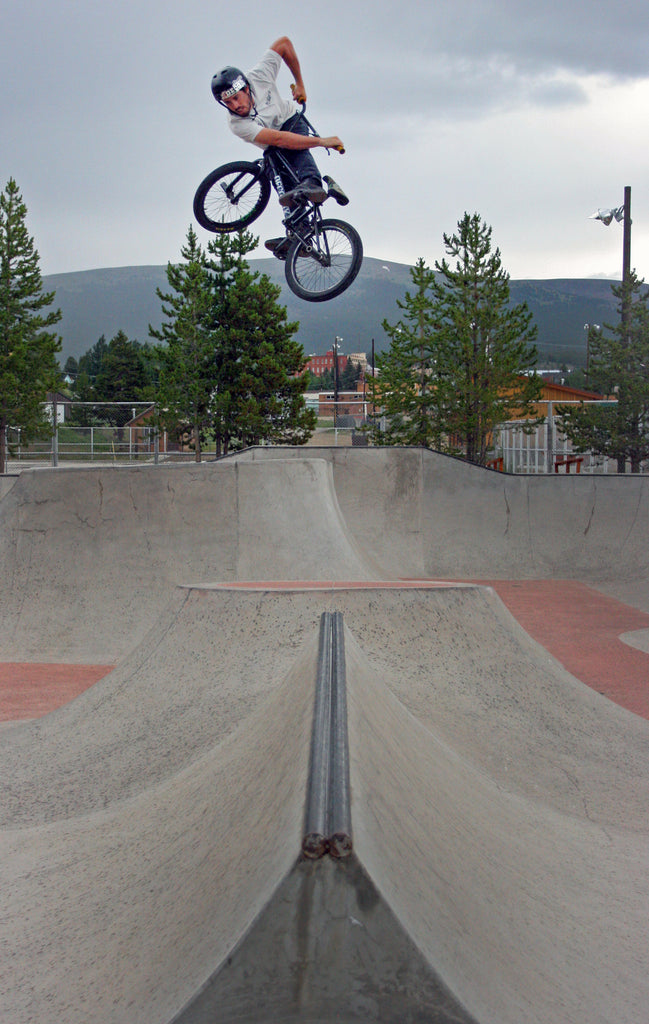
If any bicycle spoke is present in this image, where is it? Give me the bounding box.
[291,226,355,296]
[194,162,269,232]
[204,173,263,226]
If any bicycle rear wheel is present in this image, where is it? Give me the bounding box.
[193,161,270,232]
[284,218,363,302]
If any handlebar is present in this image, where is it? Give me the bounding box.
[297,101,345,154]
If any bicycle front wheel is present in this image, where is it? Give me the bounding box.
[193,161,270,232]
[284,218,363,302]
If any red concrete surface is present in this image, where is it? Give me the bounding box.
[479,580,649,720]
[0,663,113,723]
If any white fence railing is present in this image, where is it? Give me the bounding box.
[6,425,171,464]
[493,420,620,474]
[493,400,646,475]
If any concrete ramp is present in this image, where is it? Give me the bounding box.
[2,449,649,1024]
[0,458,371,662]
[172,854,479,1024]
[345,616,649,1024]
[0,622,317,1024]
[234,446,649,580]
[2,585,648,1024]
[1,588,337,824]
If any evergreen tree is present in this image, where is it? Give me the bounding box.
[369,259,444,447]
[63,355,78,382]
[71,332,157,427]
[152,227,315,459]
[69,369,96,427]
[94,330,151,424]
[433,214,542,464]
[371,216,542,464]
[77,334,109,385]
[216,261,315,449]
[0,178,61,472]
[150,226,216,461]
[206,230,315,453]
[314,368,335,391]
[204,230,257,457]
[340,359,362,391]
[558,271,649,472]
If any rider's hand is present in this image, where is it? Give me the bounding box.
[291,82,307,104]
[321,136,345,154]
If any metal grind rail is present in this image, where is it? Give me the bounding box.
[302,611,352,859]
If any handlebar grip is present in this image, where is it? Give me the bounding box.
[335,145,345,154]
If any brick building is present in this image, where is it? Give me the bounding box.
[304,349,348,377]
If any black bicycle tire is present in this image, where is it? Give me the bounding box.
[284,218,363,302]
[193,161,270,233]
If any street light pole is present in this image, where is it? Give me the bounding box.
[333,336,342,430]
[590,185,631,294]
[590,186,633,472]
[583,323,600,382]
[622,186,632,344]
[622,185,632,290]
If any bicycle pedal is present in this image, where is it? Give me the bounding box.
[323,174,349,206]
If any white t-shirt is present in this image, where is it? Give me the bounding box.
[227,49,298,150]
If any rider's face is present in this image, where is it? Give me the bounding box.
[222,88,252,116]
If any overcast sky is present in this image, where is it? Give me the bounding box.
[3,0,649,281]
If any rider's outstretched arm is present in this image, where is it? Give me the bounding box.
[254,126,344,152]
[270,36,306,102]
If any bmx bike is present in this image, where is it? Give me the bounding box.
[193,112,363,303]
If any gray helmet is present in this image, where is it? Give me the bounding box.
[211,66,250,109]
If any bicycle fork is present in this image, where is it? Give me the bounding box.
[283,207,332,267]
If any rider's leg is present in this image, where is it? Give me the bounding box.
[278,112,323,188]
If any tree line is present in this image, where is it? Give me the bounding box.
[2,175,649,473]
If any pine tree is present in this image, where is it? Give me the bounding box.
[558,271,649,472]
[0,178,61,472]
[151,227,315,459]
[218,264,316,449]
[150,226,216,461]
[433,213,542,465]
[204,230,259,457]
[206,230,315,453]
[77,335,109,385]
[369,259,444,447]
[340,358,362,391]
[94,330,151,425]
[372,216,542,464]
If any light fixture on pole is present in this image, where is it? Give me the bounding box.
[589,207,624,226]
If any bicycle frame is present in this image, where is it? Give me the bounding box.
[260,145,334,264]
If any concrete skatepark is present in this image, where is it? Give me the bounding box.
[1,447,648,1023]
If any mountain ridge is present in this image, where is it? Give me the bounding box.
[43,257,621,366]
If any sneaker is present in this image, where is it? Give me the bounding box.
[264,236,291,259]
[279,181,328,207]
[323,175,349,206]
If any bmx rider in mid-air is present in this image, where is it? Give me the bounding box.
[211,35,348,257]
